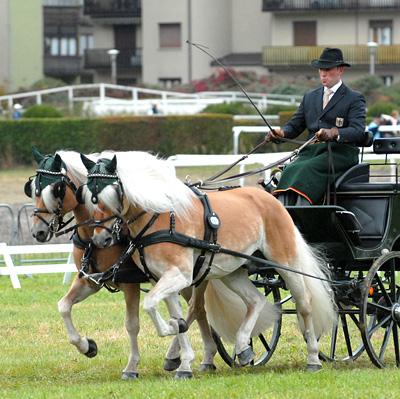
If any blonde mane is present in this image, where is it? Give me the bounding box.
[110,151,196,217]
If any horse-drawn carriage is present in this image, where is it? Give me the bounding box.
[25,135,400,379]
[214,135,400,369]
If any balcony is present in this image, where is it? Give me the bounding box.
[262,0,400,12]
[262,45,400,69]
[84,48,142,70]
[84,0,141,17]
[44,55,85,76]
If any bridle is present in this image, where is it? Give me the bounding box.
[25,157,77,234]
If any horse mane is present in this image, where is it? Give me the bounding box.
[110,151,196,217]
[56,150,99,186]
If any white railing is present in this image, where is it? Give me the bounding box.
[232,125,400,154]
[0,243,75,289]
[0,83,301,116]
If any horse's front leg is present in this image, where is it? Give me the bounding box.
[58,274,101,357]
[164,283,217,372]
[143,267,195,379]
[120,283,141,381]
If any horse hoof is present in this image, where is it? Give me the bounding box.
[306,364,323,373]
[121,372,139,380]
[84,338,98,358]
[198,364,216,372]
[177,318,188,333]
[164,357,181,371]
[237,347,255,367]
[174,371,193,380]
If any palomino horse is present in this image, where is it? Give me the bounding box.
[25,147,218,380]
[78,151,337,374]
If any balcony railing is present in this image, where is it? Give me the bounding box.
[84,0,141,17]
[84,48,142,69]
[262,45,400,68]
[262,0,400,12]
[44,55,84,76]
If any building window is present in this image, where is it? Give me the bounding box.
[369,20,392,45]
[382,76,393,86]
[80,34,94,56]
[159,23,181,48]
[45,25,78,56]
[293,21,316,46]
[159,78,181,89]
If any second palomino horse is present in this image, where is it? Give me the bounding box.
[77,150,337,375]
[25,147,225,379]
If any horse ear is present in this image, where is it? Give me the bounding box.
[53,154,63,171]
[75,185,85,204]
[80,154,96,171]
[32,146,44,165]
[105,155,117,174]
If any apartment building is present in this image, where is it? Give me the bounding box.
[2,0,400,92]
[0,0,43,92]
[82,0,400,86]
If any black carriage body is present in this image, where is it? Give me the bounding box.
[282,137,400,367]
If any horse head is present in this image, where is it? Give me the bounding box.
[78,154,126,248]
[25,146,79,242]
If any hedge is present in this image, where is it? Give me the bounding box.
[0,114,233,167]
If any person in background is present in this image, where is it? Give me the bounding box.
[368,115,382,140]
[380,111,399,137]
[147,102,159,115]
[266,47,366,206]
[13,103,22,119]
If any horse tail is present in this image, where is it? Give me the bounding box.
[204,279,279,343]
[294,228,337,338]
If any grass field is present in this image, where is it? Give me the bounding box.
[1,273,400,399]
[1,165,400,398]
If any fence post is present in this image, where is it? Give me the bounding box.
[0,243,21,289]
[62,250,75,285]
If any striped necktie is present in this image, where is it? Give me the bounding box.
[323,89,333,109]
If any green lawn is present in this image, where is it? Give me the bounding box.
[1,273,399,399]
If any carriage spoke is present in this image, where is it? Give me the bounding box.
[340,313,354,358]
[379,321,393,361]
[393,323,400,367]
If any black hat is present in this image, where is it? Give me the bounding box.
[311,48,351,68]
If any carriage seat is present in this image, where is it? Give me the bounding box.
[334,137,400,247]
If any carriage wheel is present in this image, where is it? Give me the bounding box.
[212,275,282,367]
[360,251,400,368]
[318,302,365,362]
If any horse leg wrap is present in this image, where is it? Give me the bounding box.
[306,364,323,373]
[121,372,139,380]
[164,357,181,371]
[177,318,188,334]
[174,371,193,380]
[84,338,98,358]
[237,347,255,367]
[198,363,216,372]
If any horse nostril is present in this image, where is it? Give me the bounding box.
[103,237,113,248]
[33,230,52,243]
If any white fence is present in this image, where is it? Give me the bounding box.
[0,83,301,116]
[0,243,75,289]
[3,136,400,288]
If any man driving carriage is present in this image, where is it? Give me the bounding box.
[266,47,366,206]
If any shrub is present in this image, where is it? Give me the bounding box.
[23,105,63,118]
[201,102,256,115]
[366,102,398,117]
